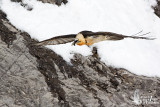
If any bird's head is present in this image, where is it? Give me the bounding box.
[72,33,86,46]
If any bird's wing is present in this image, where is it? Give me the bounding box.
[97,32,125,40]
[84,31,155,40]
[81,31,125,40]
[35,34,76,46]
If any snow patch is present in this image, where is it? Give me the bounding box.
[1,0,160,77]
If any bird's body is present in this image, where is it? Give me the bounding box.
[36,30,154,46]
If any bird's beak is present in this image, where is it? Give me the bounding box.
[72,39,78,46]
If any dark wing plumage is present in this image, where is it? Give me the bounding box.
[80,31,124,39]
[102,32,155,40]
[81,31,155,40]
[36,34,76,46]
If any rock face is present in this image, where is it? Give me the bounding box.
[0,10,54,107]
[154,0,160,17]
[11,0,68,6]
[0,4,160,107]
[37,0,68,6]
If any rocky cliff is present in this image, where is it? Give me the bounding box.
[0,1,160,107]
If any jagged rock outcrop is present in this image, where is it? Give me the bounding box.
[0,3,160,107]
[38,0,68,6]
[11,0,68,6]
[0,10,54,107]
[154,0,160,17]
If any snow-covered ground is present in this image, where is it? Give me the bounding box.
[1,0,160,77]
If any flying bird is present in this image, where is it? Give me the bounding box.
[35,30,155,46]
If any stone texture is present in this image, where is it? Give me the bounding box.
[0,10,54,107]
[0,5,160,107]
[37,0,68,6]
[154,0,160,18]
[11,0,68,6]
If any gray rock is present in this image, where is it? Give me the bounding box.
[37,0,68,6]
[0,8,160,107]
[11,0,68,6]
[154,0,160,18]
[0,10,53,107]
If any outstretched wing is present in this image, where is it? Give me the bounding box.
[81,31,155,40]
[35,34,76,46]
